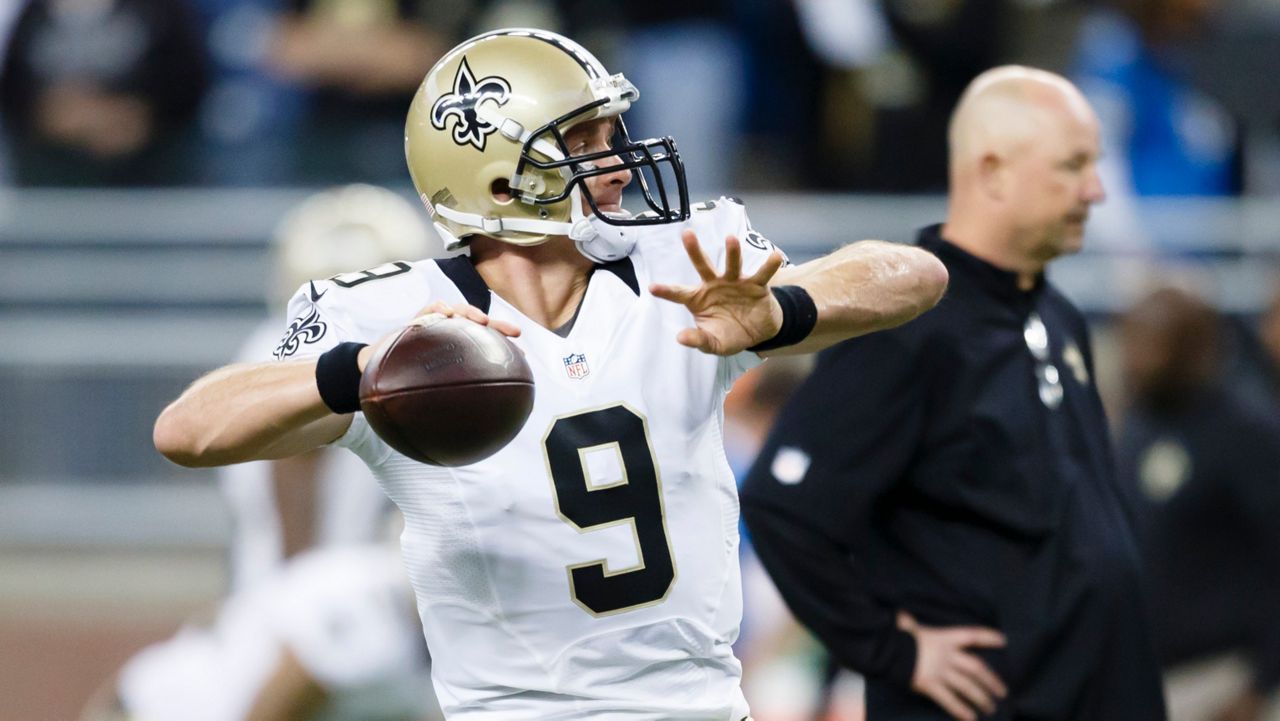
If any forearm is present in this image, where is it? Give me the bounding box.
[769,241,947,355]
[154,360,348,468]
[741,499,918,685]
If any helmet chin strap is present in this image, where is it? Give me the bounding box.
[432,187,639,263]
[568,189,638,263]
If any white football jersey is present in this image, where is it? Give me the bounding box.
[219,319,394,591]
[276,198,784,720]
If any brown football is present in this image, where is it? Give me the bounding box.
[358,316,534,466]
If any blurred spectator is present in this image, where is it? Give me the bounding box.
[857,0,1011,191]
[506,1,749,194]
[261,0,450,183]
[185,0,307,185]
[1073,0,1240,197]
[786,0,1011,191]
[0,0,208,185]
[222,184,436,591]
[605,1,745,196]
[793,0,892,74]
[187,0,464,185]
[1116,287,1280,721]
[726,0,824,190]
[0,0,24,180]
[0,2,24,72]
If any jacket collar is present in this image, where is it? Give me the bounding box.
[916,224,1045,304]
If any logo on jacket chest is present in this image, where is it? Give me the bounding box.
[1062,341,1090,385]
[1139,438,1191,502]
[563,352,590,380]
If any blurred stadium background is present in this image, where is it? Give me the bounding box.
[3,0,1280,719]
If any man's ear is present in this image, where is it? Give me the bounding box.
[977,152,1008,202]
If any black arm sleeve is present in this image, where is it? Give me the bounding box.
[740,328,930,687]
[742,500,919,685]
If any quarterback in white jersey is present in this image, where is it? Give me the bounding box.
[155,28,949,721]
[276,197,777,719]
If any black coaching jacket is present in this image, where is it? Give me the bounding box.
[740,225,1167,720]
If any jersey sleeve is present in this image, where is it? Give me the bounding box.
[333,410,396,467]
[272,263,439,457]
[691,197,790,278]
[272,281,364,361]
[273,262,435,362]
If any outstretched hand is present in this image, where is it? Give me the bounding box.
[650,230,786,356]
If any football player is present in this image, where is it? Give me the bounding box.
[154,29,948,720]
[79,545,431,721]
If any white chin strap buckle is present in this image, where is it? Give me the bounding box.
[572,215,636,263]
[567,217,594,242]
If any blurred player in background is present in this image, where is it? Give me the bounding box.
[1117,288,1280,721]
[81,185,443,721]
[742,66,1167,721]
[80,545,431,721]
[153,28,948,720]
[224,183,433,590]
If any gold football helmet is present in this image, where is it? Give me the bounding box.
[271,184,432,308]
[405,29,689,261]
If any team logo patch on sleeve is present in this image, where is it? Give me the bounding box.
[563,353,590,380]
[744,230,791,266]
[274,307,328,359]
[771,446,810,485]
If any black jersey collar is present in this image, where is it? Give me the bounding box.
[435,255,639,314]
[916,224,1045,302]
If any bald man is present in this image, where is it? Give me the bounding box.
[742,67,1167,721]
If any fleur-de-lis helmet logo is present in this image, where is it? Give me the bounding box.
[429,58,512,151]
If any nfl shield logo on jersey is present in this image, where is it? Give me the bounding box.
[563,353,589,380]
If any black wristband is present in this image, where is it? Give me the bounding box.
[315,342,368,414]
[748,285,818,352]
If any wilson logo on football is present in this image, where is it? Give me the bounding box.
[430,58,511,151]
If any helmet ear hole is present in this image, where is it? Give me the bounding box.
[490,178,515,205]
